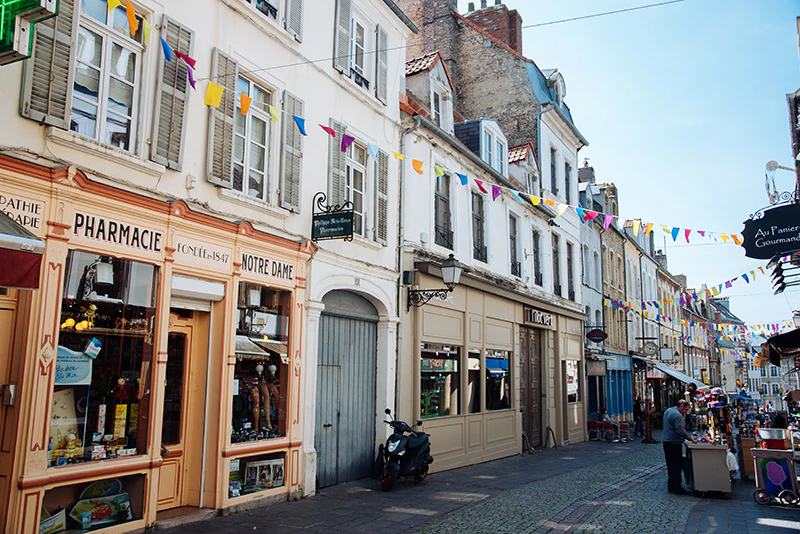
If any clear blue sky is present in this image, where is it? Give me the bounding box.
[457,0,800,327]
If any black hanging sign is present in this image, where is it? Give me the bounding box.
[311,192,354,242]
[586,329,608,343]
[742,201,800,259]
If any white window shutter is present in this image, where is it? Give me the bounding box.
[206,48,238,188]
[328,120,347,207]
[151,16,195,170]
[20,0,78,129]
[285,0,303,42]
[375,150,389,245]
[333,0,351,74]
[375,25,388,104]
[280,91,303,212]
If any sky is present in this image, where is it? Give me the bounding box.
[456,0,800,328]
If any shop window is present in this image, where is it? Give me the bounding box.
[228,452,285,498]
[486,349,511,410]
[468,350,481,414]
[232,283,290,443]
[41,474,144,532]
[420,344,460,418]
[566,360,581,403]
[52,252,157,467]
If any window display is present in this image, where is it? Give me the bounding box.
[486,349,511,411]
[566,360,581,403]
[50,252,157,466]
[228,453,285,498]
[41,475,143,532]
[468,350,481,413]
[420,344,460,418]
[231,283,290,443]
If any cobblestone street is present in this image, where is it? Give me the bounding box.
[162,436,800,533]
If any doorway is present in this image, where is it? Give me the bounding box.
[157,310,210,510]
[519,327,542,448]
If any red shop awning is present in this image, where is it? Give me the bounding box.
[0,215,45,290]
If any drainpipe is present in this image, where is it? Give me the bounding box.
[395,116,422,416]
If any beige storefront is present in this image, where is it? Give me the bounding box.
[398,261,586,473]
[0,155,313,532]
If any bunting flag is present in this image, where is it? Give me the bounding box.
[758,266,765,274]
[731,234,742,245]
[557,204,568,216]
[125,0,139,37]
[268,105,281,124]
[292,115,307,136]
[187,65,196,90]
[750,269,756,280]
[160,37,172,61]
[142,18,152,43]
[660,224,670,234]
[393,151,404,160]
[513,191,525,204]
[720,233,730,243]
[319,125,336,137]
[368,143,379,161]
[586,211,599,222]
[544,199,556,207]
[698,230,706,237]
[645,222,654,236]
[475,179,488,194]
[575,207,585,220]
[725,280,732,289]
[529,195,540,206]
[492,184,501,201]
[434,165,445,178]
[412,160,424,175]
[204,82,223,108]
[174,51,197,69]
[632,219,641,236]
[670,227,679,241]
[603,214,613,229]
[341,134,355,152]
[685,229,691,243]
[456,173,468,185]
[239,93,252,115]
[108,0,122,11]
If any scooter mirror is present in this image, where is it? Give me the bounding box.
[416,421,423,426]
[385,408,392,415]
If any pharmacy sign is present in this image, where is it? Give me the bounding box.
[0,0,58,65]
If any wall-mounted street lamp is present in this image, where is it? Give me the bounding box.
[406,254,462,311]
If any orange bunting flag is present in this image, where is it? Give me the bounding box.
[731,234,742,245]
[645,223,654,235]
[544,199,555,207]
[529,196,540,206]
[758,266,765,274]
[125,0,139,37]
[204,82,223,108]
[240,93,253,115]
[412,160,424,175]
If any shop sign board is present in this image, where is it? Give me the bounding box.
[174,235,231,272]
[586,329,607,343]
[421,357,455,373]
[742,203,800,259]
[311,192,354,241]
[0,191,45,235]
[55,346,92,385]
[71,211,163,255]
[0,0,58,65]
[586,359,606,376]
[240,249,295,286]
[523,306,554,327]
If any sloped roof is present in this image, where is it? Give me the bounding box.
[406,51,439,76]
[710,298,745,324]
[525,63,587,146]
[508,143,531,163]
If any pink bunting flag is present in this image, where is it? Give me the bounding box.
[603,214,613,229]
[173,51,197,69]
[585,211,599,221]
[341,134,355,152]
[491,184,501,201]
[475,179,488,194]
[320,125,336,137]
[684,229,691,243]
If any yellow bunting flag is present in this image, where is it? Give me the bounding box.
[434,165,444,178]
[412,160,424,175]
[108,0,122,11]
[557,204,568,216]
[660,224,670,234]
[239,93,252,115]
[142,18,152,44]
[393,152,404,160]
[544,199,555,207]
[204,82,224,108]
[632,219,641,236]
[268,105,280,124]
[645,223,654,235]
[125,0,139,37]
[720,233,729,243]
[712,286,720,296]
[529,196,540,206]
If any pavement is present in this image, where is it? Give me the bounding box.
[162,434,800,534]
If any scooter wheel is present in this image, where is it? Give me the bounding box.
[779,490,798,506]
[381,468,399,491]
[753,489,772,505]
[413,463,429,482]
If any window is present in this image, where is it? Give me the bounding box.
[244,0,303,40]
[495,139,504,174]
[552,234,561,296]
[525,171,535,195]
[432,91,442,127]
[583,245,591,288]
[594,252,601,290]
[232,283,290,442]
[760,367,766,377]
[472,192,487,262]
[421,344,460,418]
[771,366,778,377]
[468,350,481,414]
[564,162,572,203]
[246,0,278,18]
[350,18,366,83]
[550,148,558,195]
[486,349,511,410]
[70,1,143,151]
[509,215,520,277]
[234,77,272,200]
[567,242,575,300]
[434,173,453,249]
[566,360,581,403]
[532,230,542,286]
[333,2,386,101]
[772,384,779,395]
[483,131,493,165]
[347,142,368,236]
[51,251,157,466]
[595,310,602,329]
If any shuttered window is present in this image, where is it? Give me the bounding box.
[375,25,387,103]
[206,48,238,188]
[333,0,351,74]
[327,119,347,207]
[152,16,194,170]
[234,76,272,200]
[346,143,367,237]
[375,150,388,245]
[285,0,303,41]
[280,91,304,212]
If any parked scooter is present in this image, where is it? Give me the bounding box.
[380,408,433,491]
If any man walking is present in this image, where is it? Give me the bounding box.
[662,399,695,494]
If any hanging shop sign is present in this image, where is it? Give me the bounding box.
[742,202,800,259]
[586,360,606,376]
[586,329,607,343]
[0,0,58,66]
[523,307,554,327]
[311,192,353,242]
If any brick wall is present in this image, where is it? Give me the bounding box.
[463,4,523,55]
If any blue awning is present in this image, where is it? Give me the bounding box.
[486,357,508,370]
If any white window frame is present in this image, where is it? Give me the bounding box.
[346,141,371,238]
[432,90,442,127]
[348,9,372,90]
[71,5,144,153]
[234,76,273,200]
[495,139,505,175]
[483,130,492,165]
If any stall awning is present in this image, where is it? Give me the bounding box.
[766,328,800,362]
[632,356,709,390]
[0,215,44,289]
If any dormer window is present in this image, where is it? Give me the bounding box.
[495,139,505,175]
[432,91,442,127]
[483,131,492,165]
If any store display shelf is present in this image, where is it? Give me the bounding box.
[222,437,300,458]
[63,327,150,338]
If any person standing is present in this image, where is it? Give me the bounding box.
[634,397,644,437]
[663,399,695,494]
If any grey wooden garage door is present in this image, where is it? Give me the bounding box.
[315,291,377,488]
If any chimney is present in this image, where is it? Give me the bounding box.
[653,249,668,272]
[577,160,595,183]
[463,4,524,55]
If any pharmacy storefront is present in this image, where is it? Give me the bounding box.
[0,156,313,532]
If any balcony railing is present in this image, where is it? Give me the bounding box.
[434,224,453,249]
[511,261,521,277]
[473,243,487,262]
